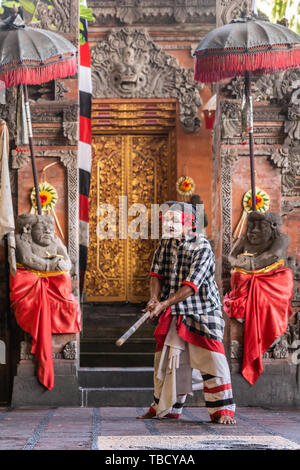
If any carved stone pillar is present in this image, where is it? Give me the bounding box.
[8,2,80,407]
[217,56,300,408]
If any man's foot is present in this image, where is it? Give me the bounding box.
[213,415,236,425]
[136,410,156,419]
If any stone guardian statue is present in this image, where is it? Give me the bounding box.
[10,214,81,391]
[224,212,294,385]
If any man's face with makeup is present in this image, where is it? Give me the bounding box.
[162,210,183,239]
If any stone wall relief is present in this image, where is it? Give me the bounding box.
[91,27,203,133]
[28,0,79,38]
[217,0,252,26]
[220,68,300,198]
[220,68,300,364]
[89,0,216,26]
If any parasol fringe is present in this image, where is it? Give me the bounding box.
[0,57,77,88]
[194,48,300,83]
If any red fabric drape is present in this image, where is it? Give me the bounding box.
[154,307,225,354]
[223,266,294,385]
[154,307,173,352]
[10,267,81,390]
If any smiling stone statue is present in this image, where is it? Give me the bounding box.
[10,213,80,391]
[224,211,294,386]
[15,213,72,272]
[228,212,290,271]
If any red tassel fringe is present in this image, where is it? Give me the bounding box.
[0,57,77,88]
[194,48,300,83]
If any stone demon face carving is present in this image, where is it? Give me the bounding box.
[111,46,149,95]
[91,28,203,133]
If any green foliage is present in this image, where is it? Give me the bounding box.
[80,4,95,22]
[2,0,35,14]
[257,0,300,34]
[79,2,95,45]
[2,1,21,8]
[1,0,96,43]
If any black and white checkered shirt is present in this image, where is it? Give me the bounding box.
[150,234,224,342]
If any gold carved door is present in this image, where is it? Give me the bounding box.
[84,134,173,302]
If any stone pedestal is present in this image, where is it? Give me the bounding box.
[231,361,300,408]
[11,358,80,408]
[228,316,300,408]
[11,333,80,408]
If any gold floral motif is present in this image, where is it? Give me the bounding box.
[85,101,176,302]
[85,132,175,302]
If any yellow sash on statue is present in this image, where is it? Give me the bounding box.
[16,263,69,277]
[232,259,284,276]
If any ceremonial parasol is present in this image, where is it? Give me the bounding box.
[193,13,300,210]
[0,8,77,214]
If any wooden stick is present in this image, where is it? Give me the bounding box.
[115,311,151,347]
[245,71,256,212]
[24,84,42,215]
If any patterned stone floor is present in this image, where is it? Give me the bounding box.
[0,406,299,451]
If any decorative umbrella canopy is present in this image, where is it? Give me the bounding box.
[194,16,300,84]
[0,23,77,88]
[0,9,78,215]
[193,14,300,211]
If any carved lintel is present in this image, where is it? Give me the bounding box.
[12,148,77,170]
[34,149,77,169]
[90,0,216,25]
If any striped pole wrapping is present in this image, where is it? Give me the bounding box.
[79,13,92,294]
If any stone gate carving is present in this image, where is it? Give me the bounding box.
[91,27,203,133]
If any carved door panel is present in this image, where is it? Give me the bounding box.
[85,133,172,302]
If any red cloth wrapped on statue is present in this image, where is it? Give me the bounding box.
[223,260,294,385]
[10,265,81,390]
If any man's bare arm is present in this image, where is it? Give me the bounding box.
[150,275,161,301]
[148,285,194,319]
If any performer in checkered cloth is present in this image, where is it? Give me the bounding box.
[137,202,236,424]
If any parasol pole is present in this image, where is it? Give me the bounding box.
[23,84,42,215]
[244,70,256,212]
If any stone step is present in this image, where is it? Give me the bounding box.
[78,367,205,407]
[80,337,155,367]
[79,387,154,407]
[80,352,155,367]
[78,367,154,388]
[80,337,156,353]
[79,386,205,407]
